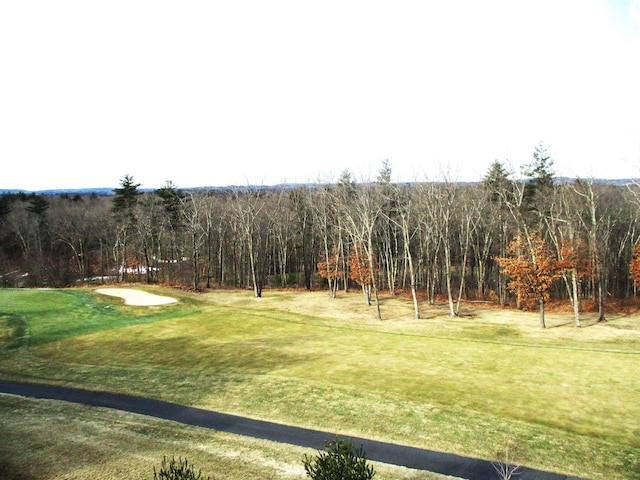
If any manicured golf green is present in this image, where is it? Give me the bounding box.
[1,287,638,479]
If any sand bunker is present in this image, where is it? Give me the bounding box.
[94,288,177,306]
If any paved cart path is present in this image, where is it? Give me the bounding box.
[0,381,582,480]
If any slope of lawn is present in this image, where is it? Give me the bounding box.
[0,286,639,479]
[0,395,450,480]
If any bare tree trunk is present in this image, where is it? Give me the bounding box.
[444,242,456,317]
[455,210,475,315]
[429,179,457,317]
[597,277,605,321]
[340,178,383,319]
[571,268,581,327]
[455,247,468,316]
[192,231,199,290]
[367,239,382,320]
[361,284,371,305]
[578,181,607,321]
[248,238,261,297]
[399,214,420,319]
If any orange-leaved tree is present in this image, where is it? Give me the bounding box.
[629,244,640,294]
[317,246,343,299]
[496,232,562,328]
[348,243,379,306]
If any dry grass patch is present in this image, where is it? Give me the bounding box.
[0,394,458,480]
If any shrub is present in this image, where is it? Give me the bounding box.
[492,437,523,480]
[303,438,376,480]
[153,456,212,480]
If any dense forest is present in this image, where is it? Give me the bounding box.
[3,150,640,325]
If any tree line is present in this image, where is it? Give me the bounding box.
[2,149,640,325]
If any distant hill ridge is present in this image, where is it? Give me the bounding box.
[2,178,639,195]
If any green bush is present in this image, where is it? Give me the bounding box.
[303,438,376,480]
[153,456,212,480]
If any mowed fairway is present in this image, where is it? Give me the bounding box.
[1,287,639,479]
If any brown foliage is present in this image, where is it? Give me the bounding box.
[630,244,640,287]
[496,232,562,309]
[348,243,379,287]
[557,238,593,279]
[317,247,343,281]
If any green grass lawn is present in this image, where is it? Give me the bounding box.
[1,286,639,479]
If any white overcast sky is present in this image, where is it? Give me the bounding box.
[1,0,640,190]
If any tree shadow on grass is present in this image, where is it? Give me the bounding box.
[548,317,617,329]
[0,461,38,480]
[0,313,29,352]
[546,321,576,329]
